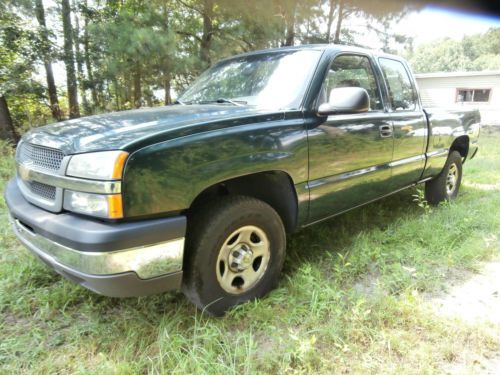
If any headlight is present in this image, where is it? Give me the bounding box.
[65,151,127,219]
[66,151,129,180]
[63,190,123,219]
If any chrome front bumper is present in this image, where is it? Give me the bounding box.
[5,178,187,297]
[11,217,184,280]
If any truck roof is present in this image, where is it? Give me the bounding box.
[219,44,405,64]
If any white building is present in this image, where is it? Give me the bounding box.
[415,71,500,126]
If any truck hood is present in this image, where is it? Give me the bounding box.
[23,105,283,154]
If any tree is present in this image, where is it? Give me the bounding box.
[72,0,90,114]
[281,0,298,46]
[1,0,461,135]
[0,7,20,142]
[0,3,43,142]
[325,0,337,43]
[367,19,414,54]
[90,0,181,108]
[81,0,100,110]
[332,0,419,45]
[61,0,80,118]
[34,0,63,121]
[0,96,17,143]
[407,28,500,73]
[199,0,215,66]
[273,0,324,46]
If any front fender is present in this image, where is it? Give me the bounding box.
[122,119,308,218]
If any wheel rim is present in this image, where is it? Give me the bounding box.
[216,225,271,294]
[446,163,458,195]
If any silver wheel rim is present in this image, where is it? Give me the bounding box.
[216,225,270,295]
[446,163,458,195]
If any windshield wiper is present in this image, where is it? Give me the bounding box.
[197,98,247,106]
[216,98,246,106]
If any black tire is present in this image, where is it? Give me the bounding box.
[425,150,463,205]
[182,195,286,316]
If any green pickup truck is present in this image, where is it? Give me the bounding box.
[5,45,480,315]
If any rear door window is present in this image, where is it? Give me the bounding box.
[379,58,418,111]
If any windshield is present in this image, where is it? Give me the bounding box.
[178,50,322,110]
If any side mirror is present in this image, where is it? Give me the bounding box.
[317,87,370,116]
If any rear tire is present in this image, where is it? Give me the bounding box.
[182,195,286,316]
[425,150,463,205]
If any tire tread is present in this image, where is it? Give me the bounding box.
[182,195,285,315]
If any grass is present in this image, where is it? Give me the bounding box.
[1,129,500,374]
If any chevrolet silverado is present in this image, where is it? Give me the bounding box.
[5,45,480,315]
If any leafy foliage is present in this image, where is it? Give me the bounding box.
[0,0,430,136]
[408,28,500,73]
[0,2,49,136]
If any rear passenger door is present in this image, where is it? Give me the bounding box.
[378,58,428,189]
[307,54,394,223]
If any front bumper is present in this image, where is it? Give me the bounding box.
[4,179,186,297]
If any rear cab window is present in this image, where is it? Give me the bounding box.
[379,58,418,111]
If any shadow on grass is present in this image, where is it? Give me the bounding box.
[54,186,423,315]
[285,187,421,273]
[11,182,495,323]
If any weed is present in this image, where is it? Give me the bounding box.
[412,187,432,213]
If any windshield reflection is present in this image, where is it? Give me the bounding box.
[179,50,321,110]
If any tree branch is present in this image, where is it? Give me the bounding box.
[176,0,202,15]
[175,30,202,42]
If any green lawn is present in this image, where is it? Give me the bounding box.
[1,130,499,374]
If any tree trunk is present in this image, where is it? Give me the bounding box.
[34,0,63,121]
[334,0,344,44]
[161,1,172,106]
[325,0,337,43]
[200,0,214,67]
[283,0,298,46]
[61,0,80,118]
[133,65,141,108]
[124,75,132,105]
[0,96,18,143]
[164,75,172,105]
[145,93,153,107]
[113,80,121,110]
[83,0,99,110]
[72,0,89,115]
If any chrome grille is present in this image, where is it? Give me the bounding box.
[18,143,64,172]
[27,181,57,201]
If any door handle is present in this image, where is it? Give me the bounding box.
[379,125,393,138]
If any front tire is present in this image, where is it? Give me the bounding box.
[182,195,286,316]
[425,150,463,205]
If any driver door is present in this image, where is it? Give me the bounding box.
[307,53,394,223]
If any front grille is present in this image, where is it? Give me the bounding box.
[27,181,57,201]
[18,143,64,172]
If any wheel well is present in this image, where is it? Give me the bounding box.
[188,171,299,233]
[450,135,469,160]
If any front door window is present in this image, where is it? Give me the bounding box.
[320,54,383,111]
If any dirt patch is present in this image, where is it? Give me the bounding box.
[442,353,500,375]
[430,261,500,324]
[428,261,500,375]
[353,263,383,297]
[463,182,500,191]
